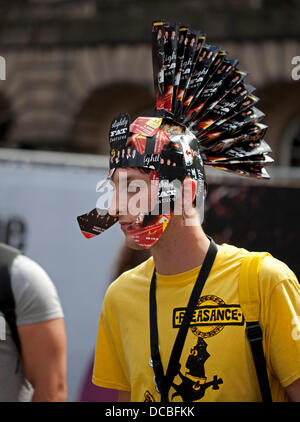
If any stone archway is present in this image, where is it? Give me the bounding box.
[278,113,300,167]
[71,82,154,154]
[254,81,300,164]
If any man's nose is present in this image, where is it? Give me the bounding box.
[108,189,118,217]
[108,187,128,217]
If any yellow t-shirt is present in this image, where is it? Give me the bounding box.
[92,243,300,402]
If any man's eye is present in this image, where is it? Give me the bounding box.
[128,184,141,191]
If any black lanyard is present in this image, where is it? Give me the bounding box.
[149,238,218,402]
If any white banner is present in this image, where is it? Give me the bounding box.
[0,150,123,401]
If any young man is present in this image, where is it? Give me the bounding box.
[0,243,67,402]
[77,22,300,402]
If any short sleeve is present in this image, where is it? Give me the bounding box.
[261,257,300,388]
[10,255,64,326]
[92,285,130,392]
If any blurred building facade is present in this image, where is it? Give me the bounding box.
[0,0,299,166]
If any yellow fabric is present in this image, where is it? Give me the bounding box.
[238,251,271,322]
[92,243,300,402]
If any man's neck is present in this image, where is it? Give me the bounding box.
[150,214,210,276]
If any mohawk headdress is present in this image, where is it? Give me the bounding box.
[77,20,273,248]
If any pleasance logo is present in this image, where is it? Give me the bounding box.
[172,295,244,338]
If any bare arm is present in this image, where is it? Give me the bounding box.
[18,318,68,402]
[118,390,131,402]
[286,378,300,402]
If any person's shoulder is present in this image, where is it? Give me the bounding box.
[259,254,298,286]
[10,254,64,324]
[219,243,248,256]
[11,254,55,291]
[220,242,298,284]
[106,256,154,296]
[217,243,249,268]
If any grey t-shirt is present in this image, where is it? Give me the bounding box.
[0,254,64,402]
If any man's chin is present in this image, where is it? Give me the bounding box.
[124,233,146,251]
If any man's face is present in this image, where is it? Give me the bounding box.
[108,167,159,250]
[107,167,202,250]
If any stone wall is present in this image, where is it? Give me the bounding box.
[0,0,299,164]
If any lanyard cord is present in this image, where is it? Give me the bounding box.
[149,238,218,402]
